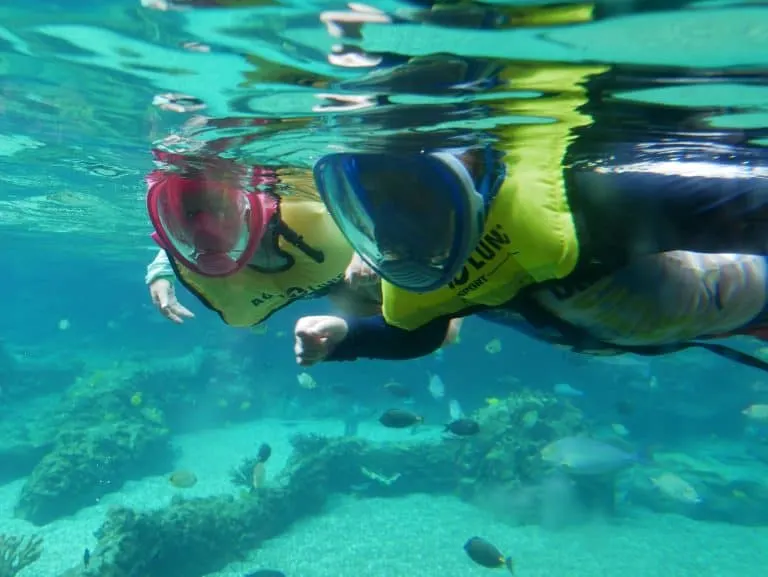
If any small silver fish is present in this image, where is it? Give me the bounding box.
[553,383,584,397]
[449,399,464,420]
[428,373,445,400]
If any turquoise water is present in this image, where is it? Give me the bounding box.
[2,1,768,576]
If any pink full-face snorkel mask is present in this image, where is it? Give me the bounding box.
[146,162,278,278]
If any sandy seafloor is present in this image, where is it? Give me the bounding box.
[1,419,767,577]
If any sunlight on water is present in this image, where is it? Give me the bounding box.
[0,0,766,251]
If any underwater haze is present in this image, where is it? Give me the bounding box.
[2,1,768,576]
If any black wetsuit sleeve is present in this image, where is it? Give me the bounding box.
[326,315,452,361]
[567,143,768,262]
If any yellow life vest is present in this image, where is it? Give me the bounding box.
[381,62,609,330]
[428,1,595,28]
[174,196,353,327]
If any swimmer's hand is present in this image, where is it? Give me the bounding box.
[294,315,349,366]
[149,278,195,324]
[345,253,378,289]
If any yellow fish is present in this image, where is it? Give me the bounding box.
[522,410,539,429]
[169,470,197,489]
[650,472,701,504]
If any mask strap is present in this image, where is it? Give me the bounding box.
[275,221,326,264]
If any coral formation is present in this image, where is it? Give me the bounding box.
[629,446,768,525]
[1,350,208,486]
[455,389,585,492]
[14,372,173,525]
[0,534,43,577]
[4,346,273,524]
[229,457,260,490]
[40,388,767,572]
[51,435,458,576]
[53,393,585,576]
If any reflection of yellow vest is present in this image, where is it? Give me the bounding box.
[175,197,353,327]
[382,63,609,330]
[428,1,594,28]
[496,2,594,26]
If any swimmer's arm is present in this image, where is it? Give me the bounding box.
[327,315,452,361]
[145,250,175,285]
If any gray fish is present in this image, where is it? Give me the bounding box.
[553,382,584,397]
[541,436,642,475]
[464,537,514,573]
[244,571,285,577]
[379,408,423,428]
[384,380,412,399]
[445,419,480,436]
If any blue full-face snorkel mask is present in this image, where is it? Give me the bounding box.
[313,147,505,293]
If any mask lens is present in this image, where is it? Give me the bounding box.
[315,153,467,292]
[150,177,260,277]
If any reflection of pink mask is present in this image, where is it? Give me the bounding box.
[147,170,277,277]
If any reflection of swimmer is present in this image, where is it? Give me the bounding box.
[152,93,206,114]
[144,149,462,345]
[319,1,594,89]
[291,61,768,369]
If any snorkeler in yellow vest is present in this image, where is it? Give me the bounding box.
[145,155,360,327]
[292,60,768,368]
